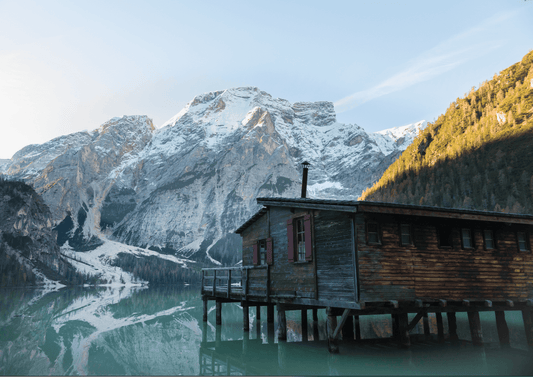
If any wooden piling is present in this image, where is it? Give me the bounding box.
[301,309,308,342]
[313,308,318,322]
[256,305,261,321]
[522,310,533,348]
[277,304,287,341]
[243,303,249,332]
[391,314,399,339]
[326,307,339,353]
[267,304,274,324]
[436,312,444,343]
[447,312,458,341]
[216,301,222,326]
[398,313,410,348]
[467,311,483,346]
[202,297,208,322]
[423,312,430,338]
[342,314,354,341]
[495,311,510,347]
[354,315,361,340]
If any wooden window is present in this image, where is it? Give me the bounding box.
[461,228,473,249]
[259,239,267,265]
[483,230,495,250]
[438,226,452,248]
[367,222,380,245]
[400,223,413,246]
[517,232,530,252]
[287,215,313,262]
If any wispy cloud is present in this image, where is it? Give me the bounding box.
[334,10,517,114]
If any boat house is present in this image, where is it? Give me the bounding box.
[202,196,533,351]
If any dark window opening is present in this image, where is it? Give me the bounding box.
[462,228,473,249]
[367,222,380,244]
[483,230,494,250]
[259,239,267,265]
[400,224,412,246]
[438,227,452,248]
[517,232,529,251]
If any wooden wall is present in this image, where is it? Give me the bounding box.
[356,213,533,302]
[314,210,356,302]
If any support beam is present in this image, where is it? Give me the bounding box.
[332,309,351,340]
[398,313,410,348]
[447,312,459,342]
[256,305,261,321]
[391,314,399,339]
[436,312,444,343]
[495,311,510,347]
[203,297,208,322]
[301,309,308,342]
[522,310,533,348]
[406,309,427,332]
[468,311,483,346]
[313,308,318,322]
[327,307,339,353]
[243,303,249,332]
[277,305,287,341]
[267,304,275,324]
[216,301,222,326]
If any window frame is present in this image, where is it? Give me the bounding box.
[287,213,313,263]
[366,221,381,245]
[295,217,306,262]
[517,231,530,252]
[483,229,496,250]
[461,228,474,249]
[258,239,267,265]
[399,223,414,247]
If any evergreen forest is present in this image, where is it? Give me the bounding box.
[360,50,533,214]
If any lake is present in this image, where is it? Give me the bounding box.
[1,285,532,375]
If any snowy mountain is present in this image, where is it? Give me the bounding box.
[1,87,426,266]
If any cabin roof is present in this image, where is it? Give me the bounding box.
[235,197,533,234]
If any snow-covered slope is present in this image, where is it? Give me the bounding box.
[2,87,426,265]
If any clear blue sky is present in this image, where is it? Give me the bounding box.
[1,0,532,159]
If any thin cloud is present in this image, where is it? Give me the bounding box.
[334,10,517,114]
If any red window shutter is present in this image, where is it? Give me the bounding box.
[253,243,259,265]
[304,214,313,261]
[266,237,273,265]
[287,218,295,262]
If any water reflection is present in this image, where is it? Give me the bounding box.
[1,286,532,375]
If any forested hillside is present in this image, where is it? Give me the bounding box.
[361,50,533,214]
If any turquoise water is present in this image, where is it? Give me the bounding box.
[0,285,532,375]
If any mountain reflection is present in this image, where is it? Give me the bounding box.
[1,286,532,376]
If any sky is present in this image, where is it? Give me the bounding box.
[0,0,532,159]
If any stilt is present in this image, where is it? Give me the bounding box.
[326,307,339,353]
[342,314,354,341]
[354,315,361,340]
[398,312,410,348]
[256,305,261,321]
[277,304,287,341]
[447,312,459,341]
[243,303,249,332]
[203,297,208,322]
[267,321,275,343]
[216,301,222,326]
[267,304,275,324]
[423,312,430,338]
[436,312,444,343]
[202,321,207,343]
[313,308,318,322]
[391,314,399,339]
[467,311,483,346]
[301,309,308,342]
[495,311,510,347]
[522,310,533,348]
[215,324,222,347]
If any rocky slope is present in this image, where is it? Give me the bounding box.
[1,88,425,264]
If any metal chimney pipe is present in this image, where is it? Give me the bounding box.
[301,161,310,198]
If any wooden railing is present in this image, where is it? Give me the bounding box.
[201,265,269,300]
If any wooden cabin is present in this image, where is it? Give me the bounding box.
[236,197,533,305]
[202,197,533,351]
